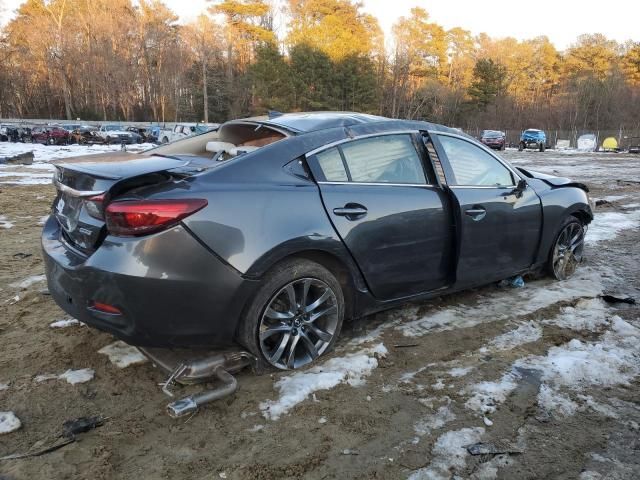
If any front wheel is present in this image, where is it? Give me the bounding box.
[548,216,585,280]
[518,142,524,151]
[539,142,545,152]
[238,259,344,371]
[47,137,55,145]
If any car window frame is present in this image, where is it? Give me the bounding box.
[432,132,522,189]
[305,131,436,186]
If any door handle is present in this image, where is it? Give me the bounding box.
[333,203,368,220]
[464,206,486,221]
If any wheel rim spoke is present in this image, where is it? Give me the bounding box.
[260,324,291,341]
[285,284,297,313]
[307,323,332,343]
[286,335,301,369]
[265,308,294,320]
[304,289,331,313]
[308,304,337,323]
[270,332,291,364]
[300,332,319,359]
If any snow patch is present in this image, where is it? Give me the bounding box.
[542,298,608,331]
[260,343,387,420]
[586,210,640,245]
[464,372,520,414]
[0,383,8,391]
[10,274,46,289]
[98,341,148,368]
[0,412,21,434]
[408,427,485,480]
[412,403,456,442]
[398,268,603,337]
[537,384,579,416]
[448,366,474,377]
[488,322,542,351]
[0,215,14,229]
[517,317,640,389]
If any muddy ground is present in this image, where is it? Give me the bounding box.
[0,149,639,479]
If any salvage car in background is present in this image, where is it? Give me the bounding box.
[159,123,219,144]
[44,112,592,382]
[96,124,140,144]
[480,130,506,150]
[32,126,70,145]
[519,129,547,151]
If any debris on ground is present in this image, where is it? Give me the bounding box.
[0,416,106,460]
[49,318,81,329]
[466,441,523,456]
[498,276,525,288]
[62,416,105,439]
[601,295,636,305]
[98,341,148,368]
[0,151,34,165]
[0,412,21,434]
[11,253,32,259]
[34,368,94,385]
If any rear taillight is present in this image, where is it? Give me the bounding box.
[85,194,106,220]
[105,198,207,237]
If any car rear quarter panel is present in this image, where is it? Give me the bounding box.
[528,178,593,265]
[175,130,366,283]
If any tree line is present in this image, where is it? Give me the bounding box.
[0,0,639,133]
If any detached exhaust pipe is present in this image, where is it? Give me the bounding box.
[138,348,256,418]
[166,368,237,418]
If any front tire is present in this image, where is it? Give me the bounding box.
[238,258,344,371]
[518,142,524,151]
[548,216,585,280]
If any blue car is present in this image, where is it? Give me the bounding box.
[519,129,547,152]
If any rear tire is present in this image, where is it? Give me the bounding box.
[237,258,344,371]
[539,142,545,152]
[547,216,585,280]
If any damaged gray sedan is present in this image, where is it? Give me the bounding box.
[43,112,592,415]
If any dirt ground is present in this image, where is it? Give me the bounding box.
[0,149,639,480]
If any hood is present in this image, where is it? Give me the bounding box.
[517,167,589,192]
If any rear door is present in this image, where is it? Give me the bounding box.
[307,132,454,301]
[432,133,542,285]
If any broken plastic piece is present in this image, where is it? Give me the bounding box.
[601,295,636,305]
[498,275,525,288]
[62,416,105,439]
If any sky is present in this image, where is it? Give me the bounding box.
[1,0,638,51]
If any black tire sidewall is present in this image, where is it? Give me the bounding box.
[237,258,345,371]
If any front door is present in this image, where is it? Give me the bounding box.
[307,133,454,300]
[433,133,542,286]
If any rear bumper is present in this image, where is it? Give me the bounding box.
[42,217,259,347]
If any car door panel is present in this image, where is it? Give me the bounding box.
[308,133,455,301]
[451,186,542,285]
[318,183,453,299]
[433,133,543,286]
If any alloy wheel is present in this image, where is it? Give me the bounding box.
[552,221,584,280]
[259,278,339,370]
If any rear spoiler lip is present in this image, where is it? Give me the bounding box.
[53,177,105,198]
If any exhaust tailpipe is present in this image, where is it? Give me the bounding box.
[137,347,256,417]
[167,368,237,418]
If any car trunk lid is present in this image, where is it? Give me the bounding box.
[51,152,206,254]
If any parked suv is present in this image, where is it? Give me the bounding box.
[480,130,506,150]
[519,129,547,152]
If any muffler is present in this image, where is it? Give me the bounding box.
[138,347,256,418]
